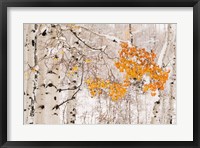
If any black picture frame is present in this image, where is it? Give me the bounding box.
[0,0,199,147]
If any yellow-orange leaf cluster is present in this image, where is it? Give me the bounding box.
[85,78,127,101]
[115,42,170,96]
[85,42,170,100]
[109,82,127,101]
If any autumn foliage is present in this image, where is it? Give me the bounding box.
[85,78,127,101]
[86,42,170,101]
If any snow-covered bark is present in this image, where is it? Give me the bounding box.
[151,24,176,124]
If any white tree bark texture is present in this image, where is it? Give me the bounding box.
[24,24,177,124]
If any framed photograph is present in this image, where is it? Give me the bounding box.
[0,0,199,147]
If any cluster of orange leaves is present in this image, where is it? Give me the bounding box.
[115,42,170,96]
[85,78,127,101]
[85,42,170,100]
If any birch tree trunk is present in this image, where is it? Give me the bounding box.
[151,24,176,124]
